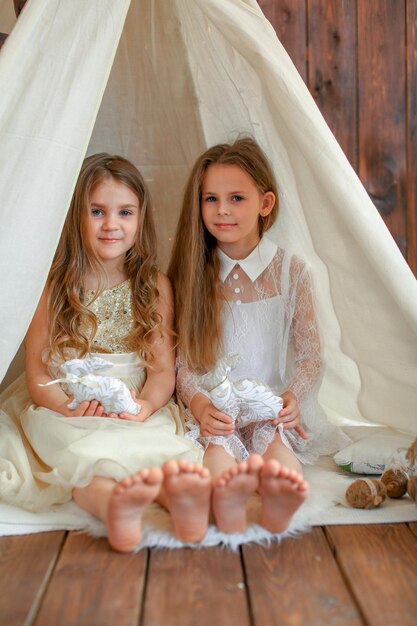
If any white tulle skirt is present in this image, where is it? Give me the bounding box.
[0,353,203,512]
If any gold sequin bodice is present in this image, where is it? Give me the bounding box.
[84,280,135,353]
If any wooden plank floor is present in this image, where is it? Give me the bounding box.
[1,523,417,626]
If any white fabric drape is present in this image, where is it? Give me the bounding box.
[0,0,131,381]
[0,0,416,434]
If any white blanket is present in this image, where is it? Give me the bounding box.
[1,456,415,550]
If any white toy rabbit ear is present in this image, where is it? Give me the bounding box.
[62,357,85,369]
[200,354,241,391]
[60,358,82,373]
[228,354,241,370]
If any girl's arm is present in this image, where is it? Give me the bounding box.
[119,273,176,421]
[288,263,322,401]
[277,261,321,436]
[25,288,104,417]
[176,359,235,436]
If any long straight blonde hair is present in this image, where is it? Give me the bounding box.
[168,137,279,372]
[47,153,160,363]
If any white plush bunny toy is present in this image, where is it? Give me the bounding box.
[40,356,141,416]
[200,354,283,426]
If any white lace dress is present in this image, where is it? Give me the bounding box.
[177,237,350,463]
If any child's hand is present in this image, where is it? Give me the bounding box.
[56,399,106,418]
[199,403,235,437]
[117,400,153,422]
[272,390,308,440]
[113,390,152,422]
[189,393,235,437]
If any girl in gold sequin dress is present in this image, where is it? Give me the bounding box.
[0,155,210,551]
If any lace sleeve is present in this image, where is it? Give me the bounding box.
[176,354,209,408]
[287,260,322,402]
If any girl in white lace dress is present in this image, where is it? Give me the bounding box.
[0,154,211,551]
[168,138,349,535]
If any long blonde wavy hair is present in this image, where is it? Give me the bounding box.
[47,153,160,363]
[168,137,279,372]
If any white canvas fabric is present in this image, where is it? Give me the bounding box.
[0,0,131,382]
[0,0,416,441]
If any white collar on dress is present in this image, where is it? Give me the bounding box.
[218,236,278,282]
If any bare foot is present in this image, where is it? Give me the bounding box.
[162,460,211,543]
[212,454,264,533]
[259,460,308,533]
[106,467,163,552]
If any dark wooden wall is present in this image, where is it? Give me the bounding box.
[1,0,416,274]
[259,0,417,275]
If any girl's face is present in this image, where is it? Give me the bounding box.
[201,164,275,259]
[86,177,141,269]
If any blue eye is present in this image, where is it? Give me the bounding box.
[231,195,244,202]
[119,209,132,216]
[204,195,217,203]
[90,208,103,216]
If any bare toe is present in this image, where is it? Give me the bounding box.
[247,454,264,473]
[162,459,181,477]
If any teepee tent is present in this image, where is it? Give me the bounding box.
[1,0,416,439]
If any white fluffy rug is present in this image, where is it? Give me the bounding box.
[0,456,416,550]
